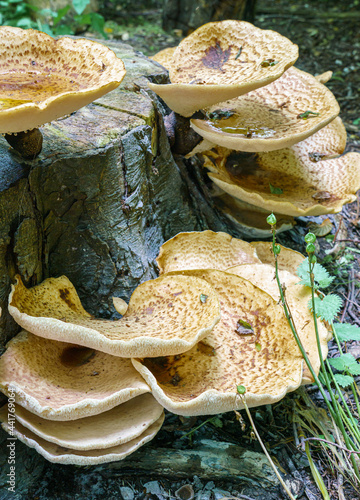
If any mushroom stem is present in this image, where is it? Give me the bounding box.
[5,128,43,159]
[164,111,202,155]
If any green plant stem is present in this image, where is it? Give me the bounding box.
[239,397,296,500]
[270,230,337,421]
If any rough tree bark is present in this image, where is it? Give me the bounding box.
[162,0,257,34]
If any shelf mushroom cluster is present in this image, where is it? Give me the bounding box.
[149,20,360,235]
[0,230,331,463]
[0,27,126,158]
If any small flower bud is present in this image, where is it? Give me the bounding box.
[305,232,316,244]
[309,254,317,264]
[306,243,316,254]
[273,244,281,255]
[266,213,277,225]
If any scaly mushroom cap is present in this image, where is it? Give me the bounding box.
[8,275,220,357]
[250,241,305,275]
[203,118,360,216]
[6,394,163,450]
[132,269,303,416]
[227,264,331,384]
[191,67,340,151]
[156,230,261,274]
[150,47,176,70]
[148,20,298,116]
[0,27,126,134]
[212,190,295,237]
[0,406,164,465]
[0,331,150,420]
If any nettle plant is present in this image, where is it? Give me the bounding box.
[267,213,360,488]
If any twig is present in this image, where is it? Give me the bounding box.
[303,437,360,456]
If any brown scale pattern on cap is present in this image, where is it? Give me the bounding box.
[202,118,360,216]
[0,331,150,420]
[150,47,176,71]
[191,67,340,152]
[250,241,305,275]
[133,269,303,416]
[170,20,298,86]
[156,230,261,274]
[9,274,220,357]
[0,27,126,133]
[227,264,331,384]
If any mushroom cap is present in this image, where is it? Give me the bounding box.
[156,230,261,274]
[0,27,126,134]
[150,47,176,70]
[0,406,164,465]
[315,71,332,84]
[212,190,295,238]
[7,394,163,450]
[148,20,298,116]
[250,241,305,275]
[190,67,340,151]
[8,274,220,357]
[0,330,150,420]
[227,264,330,384]
[132,269,303,416]
[204,119,360,216]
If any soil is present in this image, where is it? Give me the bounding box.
[2,1,360,499]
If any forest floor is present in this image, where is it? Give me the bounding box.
[12,1,360,499]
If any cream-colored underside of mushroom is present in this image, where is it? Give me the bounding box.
[0,331,150,420]
[148,20,298,116]
[132,269,303,416]
[156,230,261,274]
[8,274,220,357]
[150,46,176,69]
[191,67,340,151]
[0,409,164,465]
[227,264,331,384]
[8,394,163,450]
[202,119,360,216]
[212,191,295,237]
[0,27,126,133]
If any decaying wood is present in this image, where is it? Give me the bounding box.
[107,439,279,486]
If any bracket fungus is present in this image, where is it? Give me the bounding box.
[0,405,164,465]
[156,230,260,274]
[0,330,165,464]
[190,67,340,152]
[200,118,360,217]
[0,330,150,420]
[148,20,298,117]
[0,27,126,158]
[8,274,220,357]
[132,268,304,416]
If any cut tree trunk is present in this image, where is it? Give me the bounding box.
[162,0,257,34]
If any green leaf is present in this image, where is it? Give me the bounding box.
[90,12,107,38]
[53,4,71,25]
[72,0,90,15]
[297,258,334,289]
[297,110,320,119]
[269,183,283,195]
[333,374,354,388]
[329,353,360,375]
[308,294,342,323]
[334,323,360,342]
[211,416,223,428]
[200,294,208,304]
